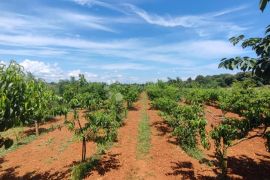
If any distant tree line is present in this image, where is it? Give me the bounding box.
[166,72,268,88]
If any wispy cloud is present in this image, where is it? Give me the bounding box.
[124,4,248,37]
[0,34,139,50]
[0,7,133,35]
[72,0,129,14]
[0,48,67,56]
[57,11,117,32]
[212,5,248,17]
[88,63,153,70]
[0,32,245,66]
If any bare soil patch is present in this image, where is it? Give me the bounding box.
[0,110,96,179]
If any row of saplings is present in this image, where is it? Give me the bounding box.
[146,83,270,179]
[64,87,141,179]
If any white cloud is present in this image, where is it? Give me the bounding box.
[56,11,117,32]
[68,69,98,79]
[18,60,100,82]
[0,34,139,50]
[0,7,134,35]
[15,59,139,83]
[125,4,203,28]
[89,40,245,65]
[212,5,248,17]
[0,32,246,68]
[0,60,6,65]
[73,0,95,5]
[19,59,65,81]
[125,4,247,37]
[0,48,67,56]
[153,40,244,58]
[72,0,129,14]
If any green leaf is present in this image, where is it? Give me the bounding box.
[260,0,269,12]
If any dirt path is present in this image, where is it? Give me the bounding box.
[86,94,145,179]
[0,111,96,179]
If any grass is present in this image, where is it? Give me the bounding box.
[182,146,212,166]
[136,93,151,159]
[97,141,114,155]
[44,137,54,146]
[71,154,101,180]
[58,138,74,153]
[0,124,61,157]
[182,146,204,160]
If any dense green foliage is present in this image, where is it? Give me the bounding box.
[178,80,270,177]
[147,80,270,178]
[167,72,266,88]
[146,83,210,156]
[0,61,64,135]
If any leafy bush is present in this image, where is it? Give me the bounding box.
[151,97,178,113]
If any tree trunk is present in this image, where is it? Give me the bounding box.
[77,117,87,162]
[221,145,228,180]
[35,120,39,136]
[128,101,132,109]
[81,137,86,161]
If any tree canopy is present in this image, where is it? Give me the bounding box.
[219,25,270,80]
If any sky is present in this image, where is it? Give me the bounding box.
[0,0,269,83]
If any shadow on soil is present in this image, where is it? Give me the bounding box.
[0,168,70,180]
[205,153,270,180]
[151,120,172,137]
[86,153,121,177]
[0,156,72,180]
[165,161,216,180]
[227,154,270,180]
[151,120,180,147]
[128,106,139,111]
[166,161,197,179]
[24,124,62,137]
[0,153,122,179]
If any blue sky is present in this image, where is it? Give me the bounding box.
[0,0,269,83]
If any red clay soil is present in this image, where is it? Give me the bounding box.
[0,111,96,179]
